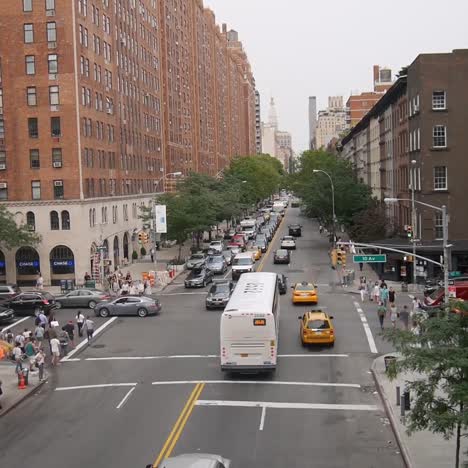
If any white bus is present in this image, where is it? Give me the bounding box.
[220,272,280,373]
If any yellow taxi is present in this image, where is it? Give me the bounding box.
[291,281,318,304]
[298,310,335,346]
[247,247,262,261]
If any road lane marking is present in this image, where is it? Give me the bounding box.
[55,383,138,391]
[61,317,117,362]
[1,316,30,331]
[196,400,379,411]
[223,267,232,279]
[259,406,266,431]
[353,301,378,354]
[278,354,349,358]
[159,292,207,296]
[116,386,136,410]
[151,380,361,389]
[152,382,204,468]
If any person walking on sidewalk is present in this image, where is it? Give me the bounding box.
[50,336,60,366]
[76,310,85,338]
[85,316,95,343]
[389,302,398,329]
[34,324,44,348]
[62,321,75,348]
[24,338,37,372]
[37,310,47,329]
[379,284,389,307]
[35,348,46,381]
[359,262,363,272]
[377,302,387,330]
[388,287,396,306]
[359,283,367,302]
[399,305,410,330]
[372,282,380,303]
[12,343,23,374]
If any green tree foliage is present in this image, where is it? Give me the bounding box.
[384,305,468,468]
[0,206,41,249]
[291,150,372,228]
[348,200,390,242]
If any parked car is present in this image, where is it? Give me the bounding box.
[231,252,255,280]
[4,291,57,316]
[185,266,214,288]
[277,274,287,295]
[208,240,224,253]
[259,228,272,243]
[0,305,15,325]
[280,236,296,250]
[94,296,161,317]
[154,453,231,468]
[273,249,290,264]
[0,284,21,302]
[288,224,302,237]
[186,252,206,270]
[55,289,112,309]
[205,280,234,310]
[205,255,228,274]
[222,249,233,266]
[253,238,268,253]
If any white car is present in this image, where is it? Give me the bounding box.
[280,235,296,250]
[209,240,223,253]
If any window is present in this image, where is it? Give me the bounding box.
[23,0,33,11]
[50,210,60,230]
[434,212,443,240]
[26,212,35,231]
[433,125,447,148]
[61,211,70,230]
[28,117,38,138]
[46,22,57,43]
[31,180,41,199]
[51,116,61,136]
[52,148,62,167]
[434,166,447,191]
[0,151,6,170]
[53,180,64,199]
[0,119,4,138]
[30,149,40,168]
[432,91,446,110]
[49,86,59,105]
[46,0,55,11]
[48,54,58,74]
[26,87,37,106]
[25,55,35,75]
[0,183,7,200]
[24,24,34,43]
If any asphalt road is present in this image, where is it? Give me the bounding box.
[0,208,404,468]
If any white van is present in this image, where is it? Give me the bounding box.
[220,272,280,373]
[231,252,255,280]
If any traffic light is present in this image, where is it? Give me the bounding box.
[406,225,413,239]
[336,249,346,266]
[331,249,337,267]
[138,232,144,243]
[142,232,149,244]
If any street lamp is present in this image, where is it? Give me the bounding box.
[384,197,450,305]
[156,171,182,192]
[313,169,336,245]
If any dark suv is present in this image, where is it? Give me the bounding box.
[5,291,57,316]
[288,224,302,237]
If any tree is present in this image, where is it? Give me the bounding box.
[348,200,392,242]
[0,206,41,249]
[384,305,468,468]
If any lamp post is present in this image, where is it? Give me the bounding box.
[385,197,450,305]
[156,171,182,193]
[410,160,417,287]
[313,169,336,246]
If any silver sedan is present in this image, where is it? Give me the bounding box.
[94,296,161,317]
[156,453,231,468]
[55,289,111,309]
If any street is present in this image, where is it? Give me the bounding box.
[0,208,404,468]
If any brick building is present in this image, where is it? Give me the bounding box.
[340,49,468,281]
[0,0,256,286]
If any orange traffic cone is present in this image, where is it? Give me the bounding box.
[18,371,26,390]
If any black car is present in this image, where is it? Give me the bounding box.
[254,238,268,253]
[0,305,15,324]
[5,291,57,316]
[273,249,290,264]
[288,224,302,237]
[184,266,214,288]
[205,280,234,310]
[277,274,287,295]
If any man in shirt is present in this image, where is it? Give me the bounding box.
[12,344,23,374]
[50,336,61,366]
[38,311,47,329]
[85,316,95,343]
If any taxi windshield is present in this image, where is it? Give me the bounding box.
[307,319,329,330]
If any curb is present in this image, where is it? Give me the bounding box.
[0,378,47,419]
[371,358,412,468]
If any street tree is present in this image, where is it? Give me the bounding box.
[348,200,392,242]
[384,306,468,468]
[0,206,41,249]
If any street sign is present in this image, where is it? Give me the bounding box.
[353,254,387,263]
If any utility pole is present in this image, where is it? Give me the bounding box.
[442,204,449,306]
[411,160,417,288]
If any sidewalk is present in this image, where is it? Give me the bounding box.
[0,362,46,417]
[372,354,468,468]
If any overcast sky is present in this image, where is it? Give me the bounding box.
[205,0,468,152]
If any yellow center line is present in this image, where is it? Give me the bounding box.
[257,214,285,272]
[152,382,204,467]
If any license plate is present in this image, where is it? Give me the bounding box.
[240,353,248,357]
[301,293,309,296]
[315,332,322,335]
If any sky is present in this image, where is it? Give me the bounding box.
[205,0,468,152]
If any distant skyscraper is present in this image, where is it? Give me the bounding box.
[315,96,347,149]
[308,96,317,149]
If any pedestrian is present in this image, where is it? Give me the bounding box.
[34,324,44,348]
[84,271,91,282]
[319,224,323,234]
[85,316,95,343]
[359,262,363,272]
[24,339,37,372]
[50,335,61,366]
[372,282,380,303]
[150,248,155,263]
[112,278,119,294]
[0,379,3,409]
[76,310,85,337]
[37,310,47,329]
[399,305,410,330]
[377,302,387,330]
[359,283,366,302]
[36,272,44,290]
[35,349,46,381]
[121,281,129,296]
[12,343,23,374]
[15,333,25,352]
[379,284,389,307]
[389,303,398,329]
[129,282,138,296]
[137,281,144,296]
[58,329,69,356]
[144,279,152,296]
[62,321,75,348]
[388,287,396,306]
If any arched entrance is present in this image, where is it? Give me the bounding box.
[0,250,5,284]
[123,232,129,262]
[113,236,120,270]
[15,247,40,286]
[49,245,75,286]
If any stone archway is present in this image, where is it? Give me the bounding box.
[113,236,120,270]
[49,245,75,286]
[123,232,129,262]
[15,246,40,286]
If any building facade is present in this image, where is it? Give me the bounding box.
[0,0,256,286]
[340,49,468,280]
[255,90,261,153]
[315,96,347,149]
[308,96,317,149]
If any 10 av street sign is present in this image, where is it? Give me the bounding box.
[353,254,387,263]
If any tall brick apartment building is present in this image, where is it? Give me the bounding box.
[341,49,468,281]
[0,0,257,286]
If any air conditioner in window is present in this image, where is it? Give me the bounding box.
[48,41,57,49]
[0,183,7,189]
[54,180,63,187]
[50,105,59,112]
[53,161,62,168]
[46,9,55,16]
[0,164,5,170]
[49,74,57,80]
